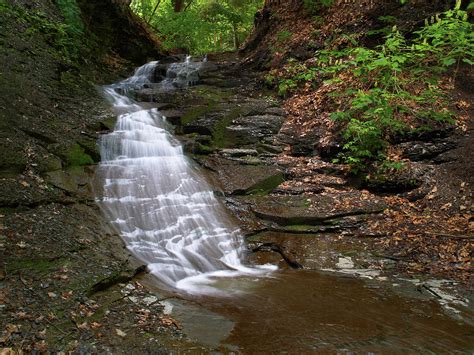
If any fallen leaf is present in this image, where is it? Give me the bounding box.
[34,340,48,352]
[61,291,73,299]
[0,325,20,344]
[16,242,27,249]
[15,312,29,320]
[115,328,126,338]
[36,329,47,340]
[161,316,181,330]
[77,322,89,330]
[90,322,102,330]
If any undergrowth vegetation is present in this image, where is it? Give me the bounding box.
[0,0,86,66]
[267,1,473,172]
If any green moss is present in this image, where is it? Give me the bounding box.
[212,107,242,148]
[77,139,100,162]
[181,105,214,125]
[101,116,118,131]
[7,257,66,275]
[247,172,285,195]
[143,332,155,339]
[194,143,214,155]
[192,86,233,101]
[276,30,293,43]
[67,143,94,166]
[55,0,84,36]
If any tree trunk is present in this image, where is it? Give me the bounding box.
[232,22,240,50]
[173,0,184,12]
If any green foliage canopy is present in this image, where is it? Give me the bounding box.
[131,0,263,54]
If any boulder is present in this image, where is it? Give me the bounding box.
[399,140,457,162]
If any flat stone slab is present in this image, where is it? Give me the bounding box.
[237,192,387,226]
[203,156,284,195]
[221,148,258,157]
[225,114,285,146]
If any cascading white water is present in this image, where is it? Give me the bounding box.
[97,58,274,294]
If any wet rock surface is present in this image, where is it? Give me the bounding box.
[199,156,284,195]
[235,192,386,227]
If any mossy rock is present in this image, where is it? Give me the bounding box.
[39,154,63,172]
[242,193,387,226]
[66,143,94,166]
[246,172,285,195]
[98,116,118,131]
[46,166,91,194]
[7,257,66,276]
[181,105,214,125]
[211,107,242,148]
[77,137,100,162]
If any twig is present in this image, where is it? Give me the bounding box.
[422,284,442,299]
[381,255,406,262]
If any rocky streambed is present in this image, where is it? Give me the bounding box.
[1,56,473,352]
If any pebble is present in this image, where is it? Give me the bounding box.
[336,256,355,269]
[143,296,158,306]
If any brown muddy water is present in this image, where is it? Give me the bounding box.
[145,269,473,353]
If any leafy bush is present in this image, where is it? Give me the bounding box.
[271,1,473,172]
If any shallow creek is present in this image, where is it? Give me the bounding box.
[97,59,473,352]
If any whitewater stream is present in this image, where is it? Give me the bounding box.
[96,57,274,295]
[95,58,473,352]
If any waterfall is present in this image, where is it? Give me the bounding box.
[96,58,274,295]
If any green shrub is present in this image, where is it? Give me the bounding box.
[326,2,471,171]
[271,1,473,172]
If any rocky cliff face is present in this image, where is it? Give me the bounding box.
[77,0,164,65]
[0,0,163,180]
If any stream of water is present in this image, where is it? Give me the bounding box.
[96,58,274,294]
[96,58,473,352]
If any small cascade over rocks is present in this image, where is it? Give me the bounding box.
[96,57,275,294]
[161,55,202,89]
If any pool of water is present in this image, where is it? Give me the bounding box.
[146,269,473,353]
